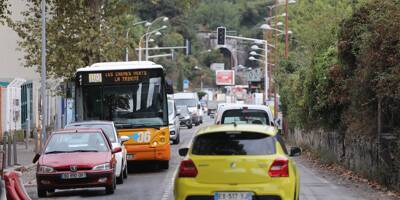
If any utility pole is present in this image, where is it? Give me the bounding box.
[284,0,289,59]
[40,0,47,149]
[125,30,129,61]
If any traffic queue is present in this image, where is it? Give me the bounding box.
[31,91,205,198]
[31,90,301,200]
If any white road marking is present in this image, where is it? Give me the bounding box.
[161,126,197,200]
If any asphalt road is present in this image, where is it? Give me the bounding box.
[26,116,391,200]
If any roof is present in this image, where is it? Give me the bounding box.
[67,121,114,126]
[0,81,9,87]
[219,104,273,115]
[76,61,164,72]
[53,128,105,134]
[196,124,277,137]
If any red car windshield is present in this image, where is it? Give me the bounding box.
[45,132,109,154]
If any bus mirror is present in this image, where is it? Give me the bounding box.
[166,80,174,94]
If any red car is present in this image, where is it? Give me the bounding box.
[33,128,121,197]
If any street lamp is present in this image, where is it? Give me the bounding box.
[126,20,151,61]
[194,66,203,90]
[138,26,167,61]
[265,13,286,22]
[146,25,168,61]
[250,51,265,57]
[144,17,169,61]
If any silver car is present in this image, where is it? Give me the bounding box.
[168,100,181,144]
[65,121,129,184]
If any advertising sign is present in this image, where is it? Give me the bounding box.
[216,70,235,86]
[247,68,262,82]
[210,63,225,71]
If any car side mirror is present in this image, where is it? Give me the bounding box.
[112,147,122,154]
[33,153,41,163]
[120,136,129,145]
[274,118,281,128]
[179,148,189,157]
[289,147,301,157]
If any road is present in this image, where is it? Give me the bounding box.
[26,116,389,200]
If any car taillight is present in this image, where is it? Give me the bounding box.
[268,157,289,177]
[178,159,198,178]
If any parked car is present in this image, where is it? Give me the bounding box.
[177,105,193,129]
[173,92,202,126]
[168,100,181,144]
[34,128,122,197]
[215,104,275,126]
[65,121,129,184]
[174,124,301,200]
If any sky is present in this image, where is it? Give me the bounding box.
[0,0,39,80]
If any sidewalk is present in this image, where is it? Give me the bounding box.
[1,139,36,171]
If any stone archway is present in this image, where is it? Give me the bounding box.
[214,46,238,70]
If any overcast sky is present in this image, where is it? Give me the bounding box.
[0,0,39,80]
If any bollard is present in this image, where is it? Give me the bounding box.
[7,133,11,167]
[2,135,6,164]
[34,128,38,153]
[12,132,17,165]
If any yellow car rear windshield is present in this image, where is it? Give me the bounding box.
[192,132,276,156]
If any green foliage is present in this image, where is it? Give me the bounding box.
[277,0,400,134]
[11,0,136,79]
[192,0,240,31]
[0,0,10,24]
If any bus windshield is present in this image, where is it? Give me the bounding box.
[76,68,168,128]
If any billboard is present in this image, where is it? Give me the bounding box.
[210,63,225,71]
[216,70,235,86]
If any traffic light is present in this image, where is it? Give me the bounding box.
[217,27,226,45]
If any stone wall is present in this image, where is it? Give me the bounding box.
[287,128,400,191]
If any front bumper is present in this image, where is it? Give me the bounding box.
[37,170,113,190]
[174,178,295,200]
[125,143,170,161]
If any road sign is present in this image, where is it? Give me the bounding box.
[210,63,225,71]
[216,70,235,86]
[183,79,189,89]
[247,68,262,82]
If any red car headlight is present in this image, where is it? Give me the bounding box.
[92,163,111,171]
[38,165,55,173]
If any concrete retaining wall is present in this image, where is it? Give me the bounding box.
[288,128,400,191]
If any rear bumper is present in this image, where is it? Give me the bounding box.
[174,178,295,200]
[125,144,170,161]
[37,170,113,190]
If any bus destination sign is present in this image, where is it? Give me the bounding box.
[82,70,149,85]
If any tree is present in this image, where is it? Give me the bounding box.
[0,0,10,24]
[11,0,136,79]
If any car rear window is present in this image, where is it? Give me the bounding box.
[221,109,270,125]
[192,132,276,155]
[67,124,116,142]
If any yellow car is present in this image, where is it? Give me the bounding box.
[174,124,301,200]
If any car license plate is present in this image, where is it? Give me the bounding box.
[214,192,252,200]
[61,173,86,179]
[127,154,134,160]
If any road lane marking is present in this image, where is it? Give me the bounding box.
[161,124,198,200]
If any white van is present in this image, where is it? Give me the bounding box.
[173,92,202,126]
